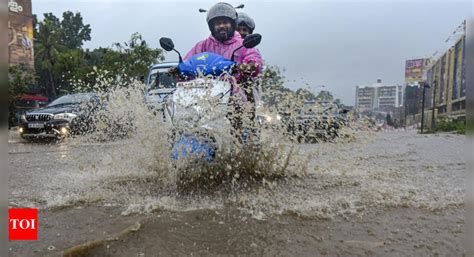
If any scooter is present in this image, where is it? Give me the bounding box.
[158,34,262,163]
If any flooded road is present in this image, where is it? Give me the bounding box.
[8,129,466,256]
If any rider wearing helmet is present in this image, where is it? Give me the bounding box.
[184,2,262,73]
[183,2,263,142]
[236,12,255,38]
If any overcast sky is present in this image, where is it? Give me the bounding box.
[34,0,471,105]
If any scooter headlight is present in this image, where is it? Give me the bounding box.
[173,105,201,124]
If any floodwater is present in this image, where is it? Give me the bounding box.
[8,128,466,256]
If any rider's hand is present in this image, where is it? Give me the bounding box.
[237,62,258,76]
[168,66,181,77]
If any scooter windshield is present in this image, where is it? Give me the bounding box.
[178,52,235,78]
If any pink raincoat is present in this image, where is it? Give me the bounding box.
[184,32,263,72]
[184,32,263,102]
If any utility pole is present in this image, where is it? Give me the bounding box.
[431,80,437,130]
[420,82,430,133]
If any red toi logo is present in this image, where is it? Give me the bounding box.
[9,208,38,240]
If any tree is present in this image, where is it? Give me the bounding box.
[315,90,334,101]
[107,32,164,79]
[34,12,91,98]
[59,11,91,49]
[34,14,62,97]
[260,66,294,106]
[55,49,89,95]
[78,33,164,90]
[84,47,109,66]
[260,67,339,111]
[9,65,36,127]
[295,88,316,101]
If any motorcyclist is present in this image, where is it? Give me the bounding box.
[182,2,264,142]
[183,3,262,73]
[236,12,255,38]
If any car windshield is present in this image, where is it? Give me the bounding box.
[48,94,93,107]
[148,69,177,90]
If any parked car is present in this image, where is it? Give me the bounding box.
[282,100,349,143]
[19,93,102,139]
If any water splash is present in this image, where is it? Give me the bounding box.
[10,73,464,221]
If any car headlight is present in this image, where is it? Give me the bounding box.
[266,116,272,122]
[276,114,282,121]
[20,114,27,122]
[53,113,77,121]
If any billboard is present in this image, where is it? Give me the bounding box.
[452,36,465,100]
[460,36,466,98]
[404,58,431,84]
[8,0,34,67]
[438,53,447,105]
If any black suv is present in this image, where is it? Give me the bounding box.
[19,93,101,139]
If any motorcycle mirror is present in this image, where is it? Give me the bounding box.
[243,33,262,49]
[235,4,245,9]
[198,8,207,12]
[159,37,183,63]
[159,37,175,51]
[231,34,262,61]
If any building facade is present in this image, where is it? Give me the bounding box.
[8,0,34,67]
[355,85,376,111]
[355,79,404,112]
[425,33,466,119]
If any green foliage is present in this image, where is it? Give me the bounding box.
[435,117,465,134]
[98,33,163,81]
[315,90,333,101]
[59,11,91,49]
[260,66,294,106]
[33,11,163,98]
[8,65,36,126]
[34,12,90,98]
[73,33,164,92]
[295,88,316,101]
